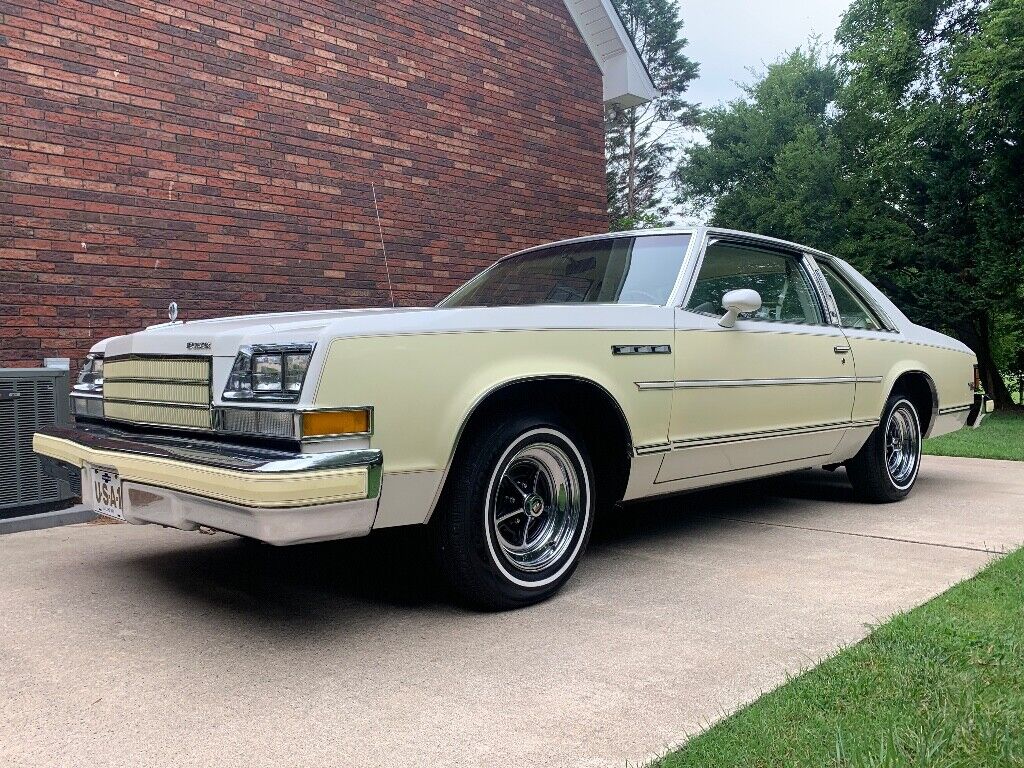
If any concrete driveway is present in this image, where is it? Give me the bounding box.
[2,455,1022,768]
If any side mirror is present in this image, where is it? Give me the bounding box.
[719,289,762,328]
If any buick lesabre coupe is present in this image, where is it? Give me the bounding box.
[35,228,990,608]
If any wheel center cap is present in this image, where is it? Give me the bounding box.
[525,494,545,518]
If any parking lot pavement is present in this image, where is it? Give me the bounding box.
[1,455,1022,768]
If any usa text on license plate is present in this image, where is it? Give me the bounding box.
[91,466,124,520]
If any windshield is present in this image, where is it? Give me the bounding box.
[439,234,691,308]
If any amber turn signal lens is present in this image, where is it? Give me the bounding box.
[301,409,371,438]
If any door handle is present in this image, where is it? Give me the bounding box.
[834,345,851,354]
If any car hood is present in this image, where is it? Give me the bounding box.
[96,307,433,358]
[94,303,673,359]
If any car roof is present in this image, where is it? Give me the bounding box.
[503,226,838,263]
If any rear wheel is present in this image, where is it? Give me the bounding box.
[846,394,922,502]
[432,412,594,610]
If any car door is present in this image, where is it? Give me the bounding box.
[656,236,856,483]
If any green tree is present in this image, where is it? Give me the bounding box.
[606,0,699,230]
[676,1,1024,408]
[677,47,855,252]
[1010,350,1024,405]
[993,314,1024,403]
[835,0,1023,408]
[956,0,1024,405]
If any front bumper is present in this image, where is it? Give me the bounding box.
[33,424,382,545]
[967,392,993,429]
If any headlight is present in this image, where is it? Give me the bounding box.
[224,344,314,401]
[73,354,104,394]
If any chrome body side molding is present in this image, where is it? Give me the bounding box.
[636,375,883,391]
[633,419,879,455]
[668,419,878,449]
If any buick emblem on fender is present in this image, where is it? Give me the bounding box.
[168,301,178,323]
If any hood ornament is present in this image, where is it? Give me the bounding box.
[168,301,179,323]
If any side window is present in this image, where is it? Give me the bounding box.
[685,242,824,325]
[819,263,883,330]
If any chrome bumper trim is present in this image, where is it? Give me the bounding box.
[109,479,377,546]
[36,423,382,476]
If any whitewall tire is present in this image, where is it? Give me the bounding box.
[846,395,922,502]
[432,413,594,610]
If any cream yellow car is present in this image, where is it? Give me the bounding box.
[34,227,990,608]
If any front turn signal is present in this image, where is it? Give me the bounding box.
[301,408,372,439]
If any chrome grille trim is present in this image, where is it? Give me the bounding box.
[103,355,212,429]
[103,398,210,409]
[104,401,213,430]
[100,377,210,384]
[103,356,211,381]
[104,380,210,405]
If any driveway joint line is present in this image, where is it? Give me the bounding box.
[720,517,1004,555]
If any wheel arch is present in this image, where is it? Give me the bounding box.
[425,375,634,522]
[887,369,938,437]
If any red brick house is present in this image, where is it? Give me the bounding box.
[0,0,654,369]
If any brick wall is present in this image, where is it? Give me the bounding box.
[0,0,607,368]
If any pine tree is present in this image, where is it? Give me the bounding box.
[605,0,699,230]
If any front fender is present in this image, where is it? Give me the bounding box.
[312,328,673,526]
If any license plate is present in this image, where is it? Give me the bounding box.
[89,466,124,521]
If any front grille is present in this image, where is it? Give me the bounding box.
[104,381,210,405]
[103,356,212,430]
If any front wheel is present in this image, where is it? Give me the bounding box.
[846,394,922,502]
[432,413,594,610]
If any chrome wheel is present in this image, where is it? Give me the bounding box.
[884,400,920,489]
[489,441,582,573]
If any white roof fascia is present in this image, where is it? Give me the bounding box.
[562,0,659,107]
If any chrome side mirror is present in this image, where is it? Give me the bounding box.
[719,289,762,328]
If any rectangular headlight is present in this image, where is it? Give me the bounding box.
[224,344,313,402]
[253,354,283,391]
[284,354,307,392]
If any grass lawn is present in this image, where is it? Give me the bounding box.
[923,410,1024,462]
[653,548,1024,767]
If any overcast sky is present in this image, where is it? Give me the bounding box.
[680,0,853,108]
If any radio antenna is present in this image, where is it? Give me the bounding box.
[371,182,396,308]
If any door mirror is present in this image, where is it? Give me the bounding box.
[719,289,762,328]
